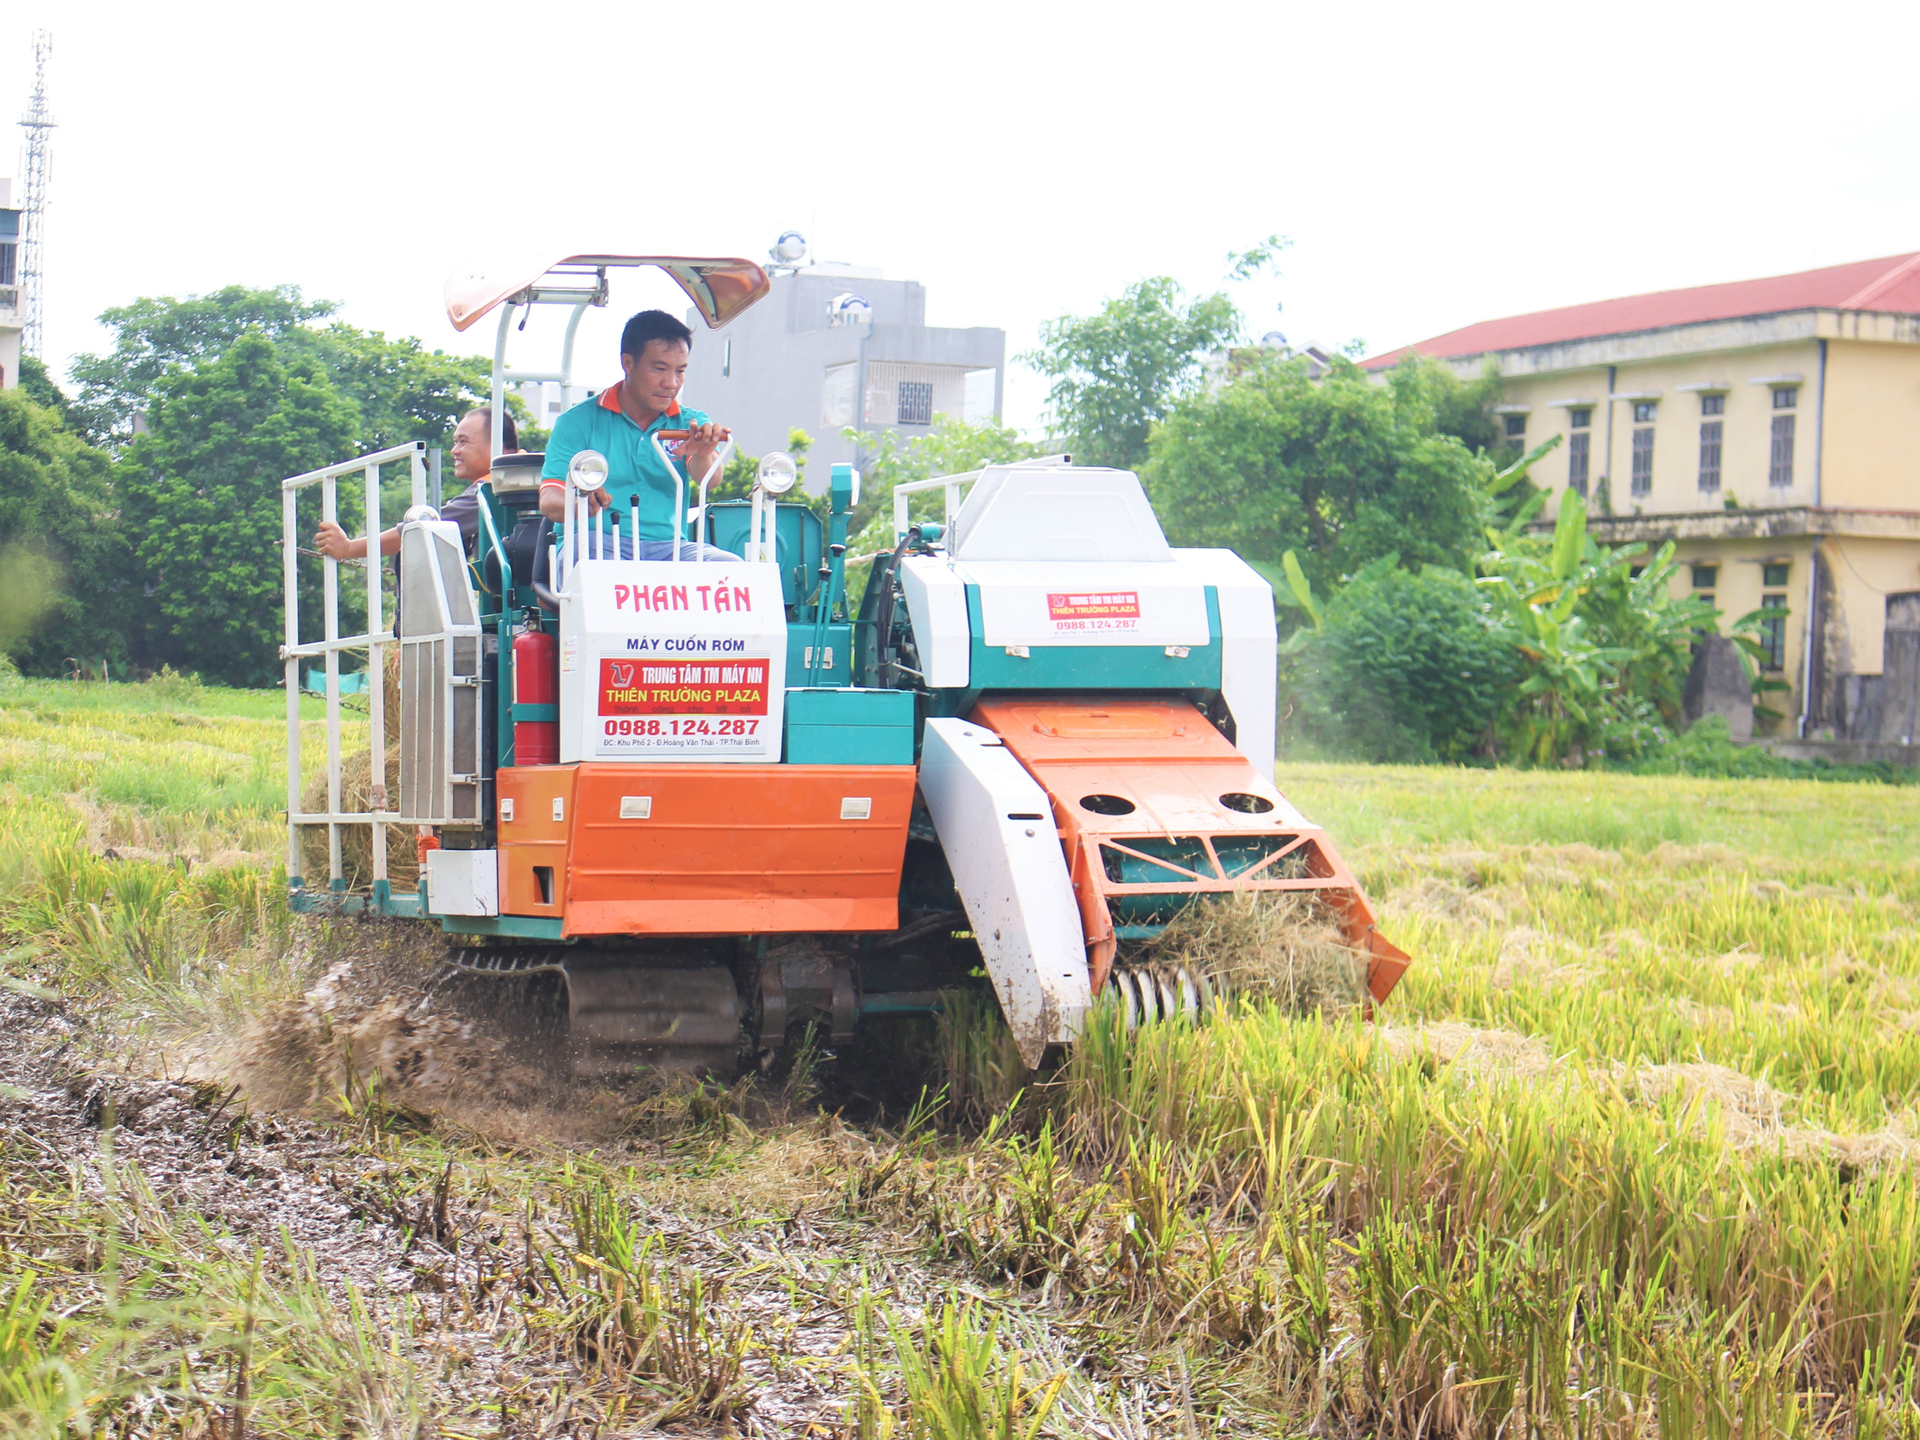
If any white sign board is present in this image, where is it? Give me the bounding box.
[559,559,788,763]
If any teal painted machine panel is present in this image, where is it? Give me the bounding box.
[785,624,852,686]
[784,687,916,765]
[963,586,1223,690]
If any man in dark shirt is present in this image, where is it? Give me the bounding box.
[314,407,515,561]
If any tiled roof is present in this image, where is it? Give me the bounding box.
[1363,252,1920,370]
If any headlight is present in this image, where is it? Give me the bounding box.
[569,449,609,492]
[402,504,441,525]
[757,452,798,494]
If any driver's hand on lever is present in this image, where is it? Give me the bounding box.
[681,421,731,486]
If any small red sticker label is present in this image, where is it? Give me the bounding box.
[599,658,769,716]
[1047,591,1140,632]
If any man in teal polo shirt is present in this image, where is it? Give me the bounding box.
[540,309,739,560]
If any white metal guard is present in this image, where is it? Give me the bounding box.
[280,442,427,894]
[890,454,1072,544]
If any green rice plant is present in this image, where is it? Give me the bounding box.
[935,988,1028,1129]
[650,1266,753,1421]
[926,1118,1106,1293]
[0,1183,433,1438]
[888,1300,1066,1440]
[534,1172,753,1419]
[844,1285,898,1440]
[1111,1137,1196,1309]
[989,1119,1105,1289]
[1853,1351,1920,1440]
[0,1273,87,1437]
[546,1172,667,1376]
[1268,1204,1337,1391]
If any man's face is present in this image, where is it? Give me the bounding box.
[449,412,492,482]
[620,339,691,416]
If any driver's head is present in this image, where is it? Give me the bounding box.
[451,407,517,482]
[618,310,694,416]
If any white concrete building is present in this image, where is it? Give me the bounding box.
[0,179,21,389]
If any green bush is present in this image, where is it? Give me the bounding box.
[1284,565,1520,764]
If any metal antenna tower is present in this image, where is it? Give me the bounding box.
[17,31,53,358]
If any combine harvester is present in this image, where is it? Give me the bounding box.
[280,250,1408,1074]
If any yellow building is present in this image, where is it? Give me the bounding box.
[1367,254,1920,752]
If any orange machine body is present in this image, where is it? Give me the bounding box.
[970,697,1411,1004]
[495,763,917,937]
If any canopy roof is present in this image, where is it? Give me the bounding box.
[444,253,772,332]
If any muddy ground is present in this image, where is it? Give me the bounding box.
[0,927,1174,1438]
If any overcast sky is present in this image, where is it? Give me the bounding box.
[6,0,1917,435]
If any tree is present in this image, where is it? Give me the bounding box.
[1023,277,1239,470]
[1144,353,1491,595]
[292,324,498,455]
[70,285,338,446]
[118,330,361,685]
[0,389,134,675]
[17,354,74,427]
[70,285,512,461]
[1286,560,1521,763]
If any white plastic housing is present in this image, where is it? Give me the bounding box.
[918,717,1091,1067]
[950,464,1173,562]
[1173,547,1279,782]
[426,848,499,916]
[899,555,971,688]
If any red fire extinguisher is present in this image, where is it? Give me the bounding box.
[513,624,559,765]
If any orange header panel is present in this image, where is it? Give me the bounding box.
[969,698,1408,1004]
[556,763,916,937]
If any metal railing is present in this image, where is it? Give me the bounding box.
[280,442,426,898]
[890,453,1070,543]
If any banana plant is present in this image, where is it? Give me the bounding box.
[1476,491,1638,762]
[1485,433,1562,532]
[1728,604,1796,721]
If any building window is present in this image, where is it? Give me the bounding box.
[1570,407,1592,430]
[1770,414,1796,487]
[821,363,856,428]
[1763,561,1791,586]
[962,368,997,424]
[1632,401,1657,423]
[863,362,973,426]
[1701,393,1724,415]
[1691,563,1718,589]
[1631,426,1654,495]
[1568,432,1590,496]
[1698,420,1723,491]
[1503,414,1526,442]
[1759,593,1789,670]
[1773,387,1798,409]
[897,381,934,426]
[0,242,14,286]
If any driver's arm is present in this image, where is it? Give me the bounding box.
[538,404,608,521]
[539,480,607,521]
[314,520,400,560]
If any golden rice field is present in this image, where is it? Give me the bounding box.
[2,672,1918,1438]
